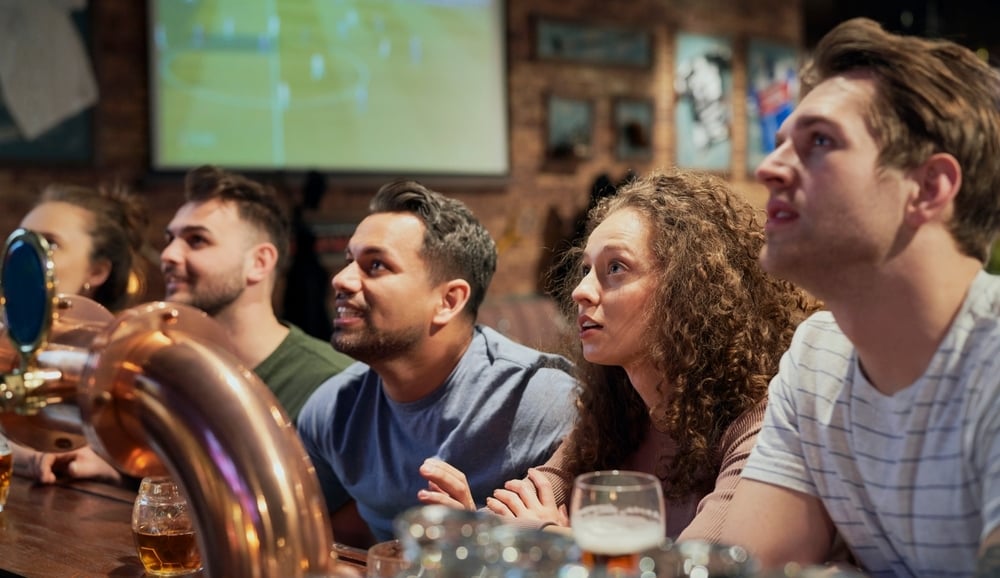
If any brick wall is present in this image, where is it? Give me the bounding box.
[0,0,801,302]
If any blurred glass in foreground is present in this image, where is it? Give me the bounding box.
[637,541,756,577]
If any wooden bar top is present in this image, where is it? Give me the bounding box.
[0,475,193,578]
[0,475,365,578]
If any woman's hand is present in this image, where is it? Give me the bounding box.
[18,445,121,485]
[417,458,477,510]
[486,468,569,527]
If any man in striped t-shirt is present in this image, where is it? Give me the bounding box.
[717,17,1000,577]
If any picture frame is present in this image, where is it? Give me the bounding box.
[0,6,94,165]
[746,39,800,175]
[534,17,652,69]
[613,97,654,161]
[545,94,593,161]
[674,32,733,171]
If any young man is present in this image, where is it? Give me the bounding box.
[24,166,353,484]
[296,180,577,547]
[161,165,353,422]
[718,18,1000,575]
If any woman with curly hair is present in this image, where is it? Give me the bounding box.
[419,168,816,541]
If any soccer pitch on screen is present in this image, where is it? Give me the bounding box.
[150,0,508,175]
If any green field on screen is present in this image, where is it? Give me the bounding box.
[152,0,507,174]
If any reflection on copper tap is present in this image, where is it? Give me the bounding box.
[81,301,335,576]
[0,294,113,452]
[1,298,338,577]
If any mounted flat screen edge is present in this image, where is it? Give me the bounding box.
[148,0,510,177]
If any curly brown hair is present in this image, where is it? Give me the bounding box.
[550,169,816,499]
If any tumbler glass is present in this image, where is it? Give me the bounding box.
[131,476,203,576]
[394,505,501,578]
[637,540,757,577]
[367,539,413,578]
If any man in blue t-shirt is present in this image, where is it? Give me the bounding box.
[297,180,577,547]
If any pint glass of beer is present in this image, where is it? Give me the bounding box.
[0,435,11,513]
[132,477,203,576]
[570,470,665,577]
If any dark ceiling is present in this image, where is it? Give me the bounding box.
[804,0,1000,64]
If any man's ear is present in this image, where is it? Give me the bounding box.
[246,242,279,284]
[432,279,471,326]
[906,153,961,227]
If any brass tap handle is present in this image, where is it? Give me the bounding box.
[0,367,66,414]
[0,371,25,411]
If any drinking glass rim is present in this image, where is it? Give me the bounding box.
[573,470,660,491]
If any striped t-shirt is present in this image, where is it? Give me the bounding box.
[743,271,1000,577]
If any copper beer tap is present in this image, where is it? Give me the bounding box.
[0,229,340,578]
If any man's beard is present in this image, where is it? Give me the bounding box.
[331,322,423,364]
[168,275,245,318]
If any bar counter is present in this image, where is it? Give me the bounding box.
[0,475,369,578]
[0,475,194,578]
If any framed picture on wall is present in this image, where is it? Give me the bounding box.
[613,97,653,161]
[674,32,733,171]
[534,17,653,68]
[545,94,593,161]
[746,39,800,175]
[0,4,94,165]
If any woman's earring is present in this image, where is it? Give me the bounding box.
[82,282,91,293]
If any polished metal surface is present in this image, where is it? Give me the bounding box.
[1,294,113,452]
[80,302,336,577]
[0,230,338,578]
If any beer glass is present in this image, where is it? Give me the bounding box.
[367,539,413,578]
[754,564,868,578]
[0,435,11,513]
[394,505,500,578]
[132,476,203,576]
[570,470,666,577]
[488,525,585,578]
[638,540,756,577]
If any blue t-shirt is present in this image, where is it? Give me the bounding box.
[297,325,578,541]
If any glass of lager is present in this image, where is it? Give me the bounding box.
[570,470,666,577]
[132,476,203,576]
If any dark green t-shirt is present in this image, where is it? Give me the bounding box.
[253,323,353,423]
